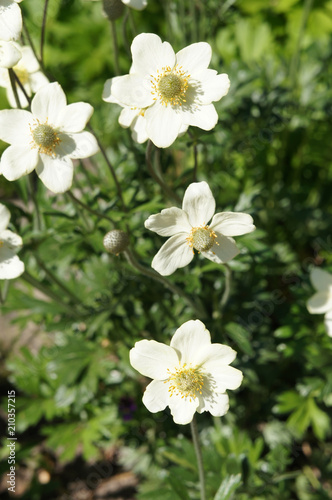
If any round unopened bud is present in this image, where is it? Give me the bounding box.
[102,0,125,20]
[103,230,129,255]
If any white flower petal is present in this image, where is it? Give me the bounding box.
[182,103,218,130]
[151,233,193,276]
[182,181,215,227]
[122,0,147,10]
[210,211,255,236]
[31,82,67,125]
[142,380,169,413]
[0,40,21,68]
[130,339,179,379]
[35,154,74,193]
[0,204,10,232]
[307,291,332,314]
[131,33,175,76]
[119,107,138,127]
[197,392,229,417]
[131,114,148,143]
[0,146,38,180]
[168,393,199,425]
[29,71,50,93]
[324,310,332,337]
[18,45,40,72]
[57,103,94,133]
[102,77,120,103]
[58,132,99,159]
[310,267,332,292]
[0,253,24,279]
[6,83,30,108]
[207,365,243,392]
[145,102,183,148]
[0,228,22,250]
[202,234,240,264]
[198,72,230,104]
[0,0,22,41]
[111,74,154,108]
[170,320,211,365]
[175,42,212,78]
[145,207,191,236]
[197,343,237,369]
[0,109,31,144]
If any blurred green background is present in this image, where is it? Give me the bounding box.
[0,0,332,498]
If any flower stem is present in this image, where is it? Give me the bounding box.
[190,416,206,500]
[145,140,181,205]
[40,0,50,68]
[0,280,10,305]
[123,248,207,319]
[12,69,32,106]
[8,69,21,109]
[67,190,115,225]
[87,124,128,213]
[110,20,120,75]
[220,263,232,311]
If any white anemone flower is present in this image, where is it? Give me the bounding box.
[0,0,23,42]
[307,267,332,337]
[0,203,24,279]
[0,40,21,68]
[0,81,99,193]
[0,43,49,108]
[144,181,255,276]
[105,33,230,148]
[130,319,243,425]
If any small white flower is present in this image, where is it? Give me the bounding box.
[144,181,255,276]
[0,0,23,42]
[103,33,230,148]
[0,40,21,68]
[0,203,24,279]
[0,43,49,108]
[307,267,332,337]
[0,81,99,193]
[130,319,243,425]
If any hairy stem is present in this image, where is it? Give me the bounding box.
[190,417,206,500]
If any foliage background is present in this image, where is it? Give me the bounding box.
[0,0,332,498]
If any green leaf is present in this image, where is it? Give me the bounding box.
[214,474,242,500]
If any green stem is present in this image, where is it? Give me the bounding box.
[8,69,21,108]
[289,0,314,86]
[123,248,207,319]
[40,0,50,68]
[0,280,10,305]
[12,69,31,106]
[22,19,42,69]
[67,190,115,224]
[28,174,42,231]
[190,416,206,500]
[35,256,82,306]
[110,20,120,75]
[121,9,131,57]
[87,124,128,212]
[146,140,181,205]
[21,271,80,318]
[220,263,232,311]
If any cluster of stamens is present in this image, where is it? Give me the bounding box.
[166,363,204,401]
[186,225,218,253]
[151,64,190,107]
[30,119,61,157]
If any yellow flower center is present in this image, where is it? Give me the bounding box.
[151,65,190,107]
[167,364,204,401]
[14,66,29,85]
[30,120,61,157]
[187,225,217,253]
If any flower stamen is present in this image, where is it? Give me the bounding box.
[30,119,61,157]
[150,65,190,107]
[186,225,218,253]
[166,363,204,402]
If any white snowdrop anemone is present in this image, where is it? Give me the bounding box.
[144,181,255,276]
[130,319,243,425]
[0,82,99,193]
[0,203,24,279]
[307,267,332,337]
[0,40,21,68]
[0,0,23,42]
[103,33,230,148]
[0,43,49,107]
